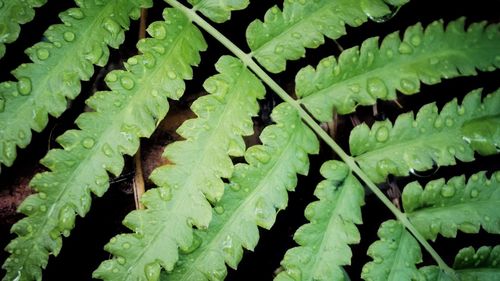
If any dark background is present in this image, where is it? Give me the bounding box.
[0,0,499,280]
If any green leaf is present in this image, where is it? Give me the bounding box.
[246,0,407,73]
[0,0,47,58]
[350,88,500,183]
[361,220,425,281]
[402,171,500,240]
[0,0,152,168]
[187,0,249,23]
[161,102,319,281]
[2,8,206,281]
[94,55,266,281]
[275,161,364,281]
[420,246,500,281]
[297,18,500,121]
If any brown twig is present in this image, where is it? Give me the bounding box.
[132,8,148,210]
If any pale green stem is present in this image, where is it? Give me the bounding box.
[165,0,458,279]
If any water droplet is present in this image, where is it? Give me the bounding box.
[158,187,172,201]
[122,242,131,249]
[398,42,413,54]
[39,205,47,212]
[229,182,240,191]
[120,76,135,90]
[39,192,47,199]
[214,205,224,215]
[448,147,456,155]
[144,262,160,281]
[151,24,167,39]
[445,118,454,127]
[429,57,439,65]
[410,35,421,46]
[470,174,479,182]
[375,126,389,142]
[103,18,120,35]
[252,148,271,164]
[63,31,75,42]
[17,77,32,95]
[484,216,491,222]
[142,53,156,69]
[386,49,394,58]
[68,8,84,19]
[470,189,479,198]
[400,78,418,93]
[36,48,50,60]
[106,72,118,82]
[430,222,440,233]
[167,71,177,80]
[117,257,126,265]
[373,256,384,264]
[440,185,455,197]
[82,137,95,149]
[102,143,113,156]
[180,233,202,254]
[434,118,443,128]
[292,32,301,39]
[58,205,75,230]
[367,77,388,98]
[349,83,360,93]
[275,45,284,54]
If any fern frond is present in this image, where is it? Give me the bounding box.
[0,0,47,59]
[297,18,500,121]
[246,0,408,73]
[187,0,249,23]
[275,161,364,281]
[0,0,152,167]
[350,88,500,183]
[361,220,424,281]
[402,171,500,240]
[162,103,319,281]
[2,8,206,281]
[94,55,265,281]
[420,246,500,281]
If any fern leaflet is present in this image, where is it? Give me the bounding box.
[0,0,151,168]
[275,160,364,281]
[402,170,500,240]
[246,0,408,73]
[0,0,47,58]
[361,220,424,281]
[350,88,500,183]
[2,8,206,281]
[94,55,265,281]
[187,0,249,23]
[420,246,500,281]
[161,103,319,281]
[297,18,500,121]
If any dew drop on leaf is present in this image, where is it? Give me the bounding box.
[375,126,389,142]
[117,257,126,265]
[440,185,455,197]
[150,23,167,39]
[348,83,361,93]
[410,35,421,46]
[102,18,120,35]
[447,147,456,155]
[158,187,172,202]
[180,233,202,254]
[122,242,131,249]
[398,42,413,54]
[445,118,454,127]
[36,48,50,60]
[214,205,224,215]
[429,57,439,65]
[470,189,479,198]
[144,263,160,281]
[367,77,388,98]
[434,117,443,128]
[228,182,240,191]
[399,78,418,93]
[82,137,95,149]
[68,8,84,19]
[102,143,113,156]
[120,76,135,90]
[274,45,284,54]
[142,53,156,69]
[17,77,32,96]
[167,71,177,80]
[63,31,75,42]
